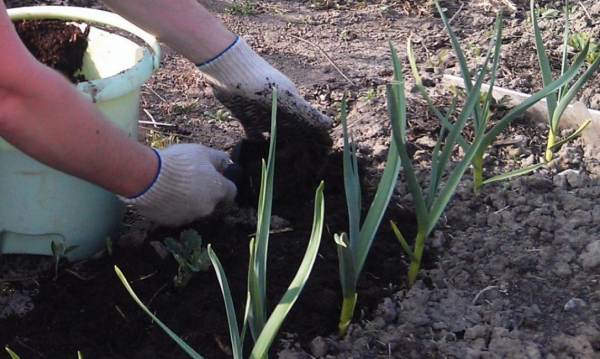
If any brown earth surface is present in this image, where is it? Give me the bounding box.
[2,0,600,358]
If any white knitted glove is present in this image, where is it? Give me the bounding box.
[121,144,237,227]
[197,36,332,146]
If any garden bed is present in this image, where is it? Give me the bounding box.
[1,0,600,358]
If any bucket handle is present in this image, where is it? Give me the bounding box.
[8,6,160,70]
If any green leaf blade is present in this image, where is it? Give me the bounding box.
[251,181,325,358]
[340,94,361,249]
[208,246,243,359]
[114,266,203,359]
[482,163,545,185]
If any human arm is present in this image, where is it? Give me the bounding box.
[100,0,333,145]
[0,2,236,225]
[0,1,157,197]
[97,0,235,65]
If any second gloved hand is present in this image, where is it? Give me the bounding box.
[121,144,237,227]
[197,36,332,146]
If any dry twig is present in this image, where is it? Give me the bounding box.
[289,34,356,86]
[448,2,465,25]
[578,1,593,22]
[472,285,500,305]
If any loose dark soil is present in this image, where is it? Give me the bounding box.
[0,165,422,359]
[2,1,600,359]
[14,19,89,83]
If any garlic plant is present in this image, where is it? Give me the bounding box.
[116,89,325,359]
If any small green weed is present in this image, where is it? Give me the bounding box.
[169,99,199,116]
[146,130,180,149]
[449,86,511,110]
[465,41,483,58]
[359,88,377,104]
[568,31,600,63]
[426,48,449,67]
[164,230,211,291]
[105,237,113,256]
[536,5,560,19]
[225,1,253,15]
[203,109,231,122]
[50,242,79,280]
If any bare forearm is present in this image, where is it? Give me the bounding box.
[100,0,235,64]
[0,0,157,196]
[0,62,157,197]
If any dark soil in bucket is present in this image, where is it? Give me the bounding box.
[14,19,89,83]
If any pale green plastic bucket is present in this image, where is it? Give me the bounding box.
[0,7,161,261]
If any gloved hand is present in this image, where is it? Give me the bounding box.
[197,36,333,146]
[120,144,237,226]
